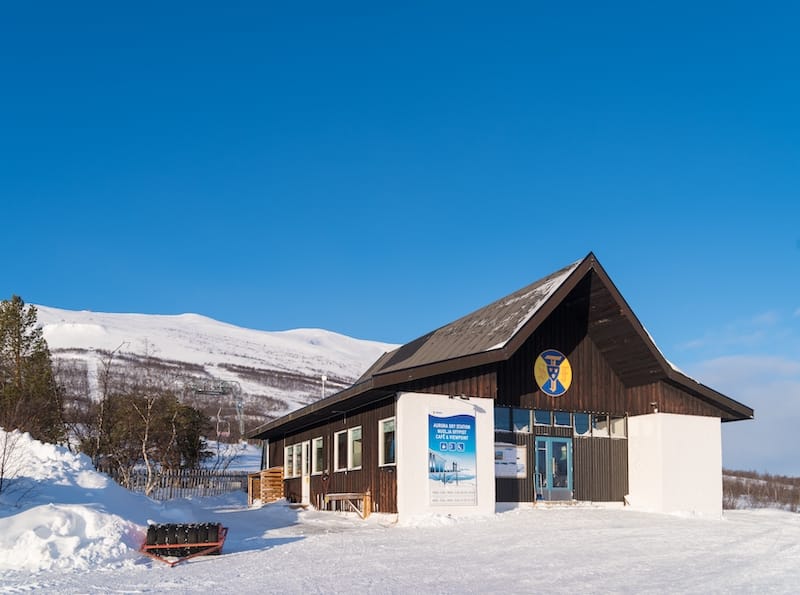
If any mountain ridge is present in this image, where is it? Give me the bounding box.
[35,305,398,438]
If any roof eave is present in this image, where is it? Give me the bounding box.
[248,377,376,439]
[665,369,754,421]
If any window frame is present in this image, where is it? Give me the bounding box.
[284,445,294,478]
[591,414,610,437]
[494,406,512,432]
[378,417,396,467]
[348,426,362,470]
[553,411,572,427]
[311,436,324,475]
[534,409,553,426]
[284,443,302,478]
[573,412,591,437]
[609,416,627,438]
[512,408,532,433]
[333,426,363,471]
[334,430,348,472]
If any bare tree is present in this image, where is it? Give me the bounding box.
[80,341,212,494]
[0,429,21,495]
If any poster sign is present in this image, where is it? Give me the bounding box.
[494,443,527,479]
[428,412,477,505]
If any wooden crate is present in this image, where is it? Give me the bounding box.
[248,467,284,505]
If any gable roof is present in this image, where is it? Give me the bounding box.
[361,258,582,379]
[251,253,752,439]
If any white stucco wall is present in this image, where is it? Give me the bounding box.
[628,413,722,516]
[396,392,495,521]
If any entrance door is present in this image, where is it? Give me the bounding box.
[301,440,311,505]
[535,437,573,501]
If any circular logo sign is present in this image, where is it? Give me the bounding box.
[534,349,572,397]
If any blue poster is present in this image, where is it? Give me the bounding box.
[428,413,477,505]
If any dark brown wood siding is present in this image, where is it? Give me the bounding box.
[574,437,628,502]
[624,381,724,418]
[268,398,397,513]
[495,431,628,503]
[497,294,732,419]
[398,365,497,399]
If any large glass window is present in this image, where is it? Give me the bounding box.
[334,430,348,471]
[349,427,362,469]
[554,411,571,427]
[494,407,511,432]
[534,410,552,426]
[574,413,590,436]
[312,437,324,474]
[379,418,396,466]
[592,414,609,437]
[512,409,531,433]
[610,416,627,438]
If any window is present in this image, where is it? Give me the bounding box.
[349,427,362,469]
[512,409,532,433]
[334,427,362,471]
[610,416,627,438]
[534,410,552,426]
[592,414,609,437]
[495,408,534,433]
[574,413,590,436]
[285,445,294,478]
[312,437,324,474]
[554,411,571,427]
[293,444,302,476]
[379,418,396,466]
[494,407,512,432]
[334,430,348,471]
[284,443,302,478]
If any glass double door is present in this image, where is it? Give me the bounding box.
[535,437,573,501]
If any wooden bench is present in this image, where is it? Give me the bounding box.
[323,491,371,519]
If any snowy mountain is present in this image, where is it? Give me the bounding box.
[36,306,397,436]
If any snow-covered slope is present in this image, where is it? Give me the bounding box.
[36,306,397,428]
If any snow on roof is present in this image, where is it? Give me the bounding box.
[373,257,583,375]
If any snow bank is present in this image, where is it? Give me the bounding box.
[0,429,154,572]
[0,503,141,572]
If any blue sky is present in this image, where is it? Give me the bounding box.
[2,3,799,473]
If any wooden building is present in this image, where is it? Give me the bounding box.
[251,253,753,519]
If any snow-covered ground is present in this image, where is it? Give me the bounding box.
[1,429,798,594]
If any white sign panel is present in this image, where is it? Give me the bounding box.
[494,443,526,479]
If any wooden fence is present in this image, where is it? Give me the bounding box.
[101,467,250,501]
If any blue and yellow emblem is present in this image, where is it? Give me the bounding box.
[534,349,572,397]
